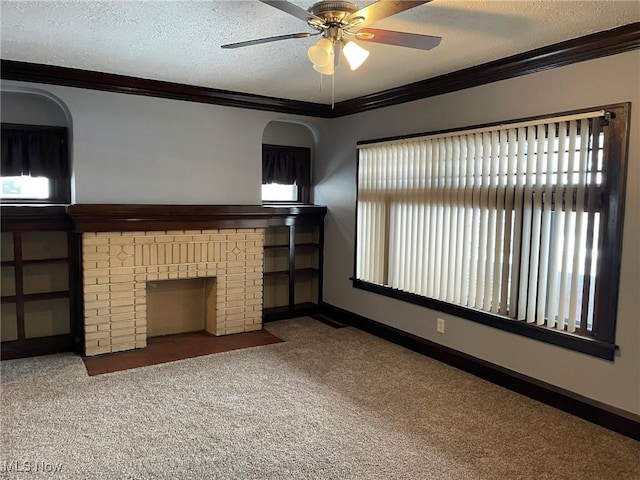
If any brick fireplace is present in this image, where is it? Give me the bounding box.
[81,228,264,356]
[67,204,324,358]
[57,202,269,358]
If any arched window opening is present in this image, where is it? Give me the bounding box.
[1,91,72,204]
[261,121,315,204]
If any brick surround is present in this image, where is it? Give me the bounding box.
[82,228,264,356]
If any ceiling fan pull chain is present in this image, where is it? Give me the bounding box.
[332,73,335,109]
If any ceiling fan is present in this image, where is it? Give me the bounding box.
[221,0,442,75]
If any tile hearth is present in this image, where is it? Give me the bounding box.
[82,329,282,376]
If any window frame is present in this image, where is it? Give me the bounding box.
[352,103,630,360]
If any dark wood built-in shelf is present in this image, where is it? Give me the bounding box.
[1,205,78,360]
[262,208,326,323]
[1,290,70,304]
[1,257,68,267]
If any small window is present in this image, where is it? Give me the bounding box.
[262,144,311,203]
[261,183,299,202]
[1,176,50,200]
[0,124,71,204]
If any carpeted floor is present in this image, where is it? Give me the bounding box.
[1,317,638,479]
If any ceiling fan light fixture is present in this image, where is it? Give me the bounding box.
[308,37,334,67]
[343,40,369,71]
[313,61,335,76]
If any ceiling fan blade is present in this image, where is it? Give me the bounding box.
[347,1,433,28]
[356,28,441,50]
[221,32,313,49]
[259,0,325,24]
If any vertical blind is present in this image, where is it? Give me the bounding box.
[356,110,605,335]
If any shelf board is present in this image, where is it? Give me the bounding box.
[262,305,291,315]
[263,243,319,250]
[295,243,319,249]
[295,267,319,275]
[24,257,68,265]
[1,290,70,304]
[264,244,289,250]
[263,270,290,278]
[263,268,319,277]
[1,257,68,267]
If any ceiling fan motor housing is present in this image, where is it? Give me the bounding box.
[308,1,358,25]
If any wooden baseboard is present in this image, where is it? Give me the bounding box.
[320,302,640,441]
[1,334,75,360]
[263,303,321,323]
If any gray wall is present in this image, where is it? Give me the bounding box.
[1,91,68,126]
[262,121,315,148]
[1,81,326,204]
[314,50,640,415]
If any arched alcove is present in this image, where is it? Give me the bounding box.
[261,120,323,317]
[262,121,316,148]
[1,89,70,127]
[261,120,317,204]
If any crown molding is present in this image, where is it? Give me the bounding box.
[0,60,334,118]
[332,22,640,116]
[1,22,638,118]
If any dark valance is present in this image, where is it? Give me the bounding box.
[262,144,311,187]
[1,123,70,180]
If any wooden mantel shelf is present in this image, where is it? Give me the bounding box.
[66,204,327,232]
[1,205,71,231]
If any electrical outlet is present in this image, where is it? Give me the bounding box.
[437,318,445,334]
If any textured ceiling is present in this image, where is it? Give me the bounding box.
[1,1,639,104]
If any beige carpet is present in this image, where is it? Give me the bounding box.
[1,317,638,479]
